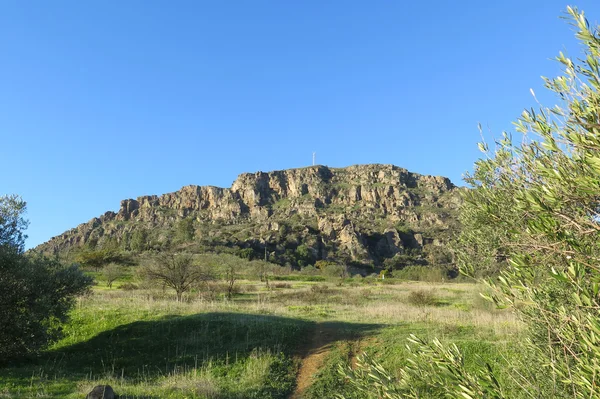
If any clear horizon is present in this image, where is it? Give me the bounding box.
[2,1,599,249]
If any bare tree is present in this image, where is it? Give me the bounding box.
[142,253,212,301]
[223,259,242,299]
[103,263,125,289]
[251,260,277,290]
[224,266,235,299]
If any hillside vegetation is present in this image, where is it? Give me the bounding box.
[36,164,460,275]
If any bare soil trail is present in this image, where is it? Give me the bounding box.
[289,322,337,398]
[289,322,380,399]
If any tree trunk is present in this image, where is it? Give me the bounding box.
[227,278,234,299]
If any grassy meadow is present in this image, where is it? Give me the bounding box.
[0,269,522,398]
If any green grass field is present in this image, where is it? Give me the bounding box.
[0,276,522,398]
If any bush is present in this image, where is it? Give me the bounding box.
[393,265,448,282]
[238,284,258,293]
[0,251,92,362]
[175,218,195,242]
[238,247,255,260]
[299,265,319,275]
[271,275,326,282]
[321,264,348,279]
[272,282,292,289]
[407,290,439,307]
[314,259,338,270]
[383,254,422,270]
[0,196,93,362]
[130,228,149,252]
[119,282,139,290]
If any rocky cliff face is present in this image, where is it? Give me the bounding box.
[37,164,461,269]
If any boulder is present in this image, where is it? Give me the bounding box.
[86,385,115,399]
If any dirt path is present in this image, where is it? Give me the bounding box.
[289,322,337,399]
[288,321,380,398]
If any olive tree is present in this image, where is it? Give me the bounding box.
[0,195,92,362]
[341,7,600,398]
[0,194,28,251]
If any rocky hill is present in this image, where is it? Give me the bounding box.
[37,164,462,271]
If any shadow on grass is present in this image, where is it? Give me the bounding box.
[0,312,382,398]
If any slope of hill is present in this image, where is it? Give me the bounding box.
[37,164,461,271]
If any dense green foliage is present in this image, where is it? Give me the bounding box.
[341,7,600,398]
[0,195,92,362]
[175,217,195,242]
[0,194,29,251]
[129,227,149,252]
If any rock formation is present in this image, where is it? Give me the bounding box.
[36,164,461,270]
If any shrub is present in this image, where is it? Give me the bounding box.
[238,247,255,260]
[75,248,132,271]
[299,265,319,275]
[119,282,139,290]
[129,228,149,252]
[0,195,92,362]
[175,218,195,242]
[321,264,348,279]
[238,284,258,293]
[310,284,334,294]
[383,254,415,270]
[393,265,448,282]
[407,290,439,307]
[314,259,338,270]
[272,282,292,289]
[271,275,325,282]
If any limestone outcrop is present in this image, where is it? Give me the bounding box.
[36,164,461,268]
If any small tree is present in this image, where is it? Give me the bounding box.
[130,228,149,252]
[322,263,347,279]
[0,194,28,251]
[103,263,125,289]
[238,247,255,260]
[221,257,244,299]
[75,249,130,271]
[142,253,211,301]
[295,244,314,266]
[0,195,92,362]
[251,259,277,289]
[175,218,195,243]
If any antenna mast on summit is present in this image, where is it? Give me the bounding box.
[312,152,316,166]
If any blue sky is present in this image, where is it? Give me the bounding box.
[1,1,599,249]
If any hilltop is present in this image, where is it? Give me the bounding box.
[37,164,461,271]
